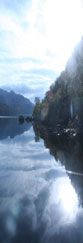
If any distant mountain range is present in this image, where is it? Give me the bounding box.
[0,89,34,115]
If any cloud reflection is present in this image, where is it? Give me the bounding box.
[42,177,79,237]
[0,123,83,242]
[59,179,78,214]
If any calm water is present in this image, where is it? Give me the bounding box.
[0,118,83,243]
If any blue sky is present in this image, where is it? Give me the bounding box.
[0,0,83,102]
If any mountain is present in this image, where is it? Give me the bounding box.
[0,89,34,115]
[33,37,83,129]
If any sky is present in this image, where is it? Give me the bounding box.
[0,0,83,102]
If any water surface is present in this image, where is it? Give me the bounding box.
[0,118,83,243]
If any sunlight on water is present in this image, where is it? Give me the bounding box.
[49,177,79,222]
[0,120,83,242]
[59,181,78,214]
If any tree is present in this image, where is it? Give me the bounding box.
[34,97,40,105]
[33,97,41,120]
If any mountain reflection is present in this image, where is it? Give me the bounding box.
[0,118,31,139]
[0,121,83,242]
[33,123,83,207]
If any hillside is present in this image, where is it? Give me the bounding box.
[33,37,83,129]
[0,89,33,115]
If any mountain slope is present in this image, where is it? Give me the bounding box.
[33,37,83,129]
[0,89,34,115]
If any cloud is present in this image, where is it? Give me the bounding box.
[0,0,31,17]
[0,83,48,102]
[0,53,57,101]
[0,0,83,101]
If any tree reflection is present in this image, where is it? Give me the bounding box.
[33,123,83,206]
[33,123,40,142]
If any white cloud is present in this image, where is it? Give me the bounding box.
[0,0,83,101]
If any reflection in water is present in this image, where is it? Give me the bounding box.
[0,119,83,242]
[0,117,31,139]
[45,177,78,226]
[57,178,78,214]
[33,123,83,205]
